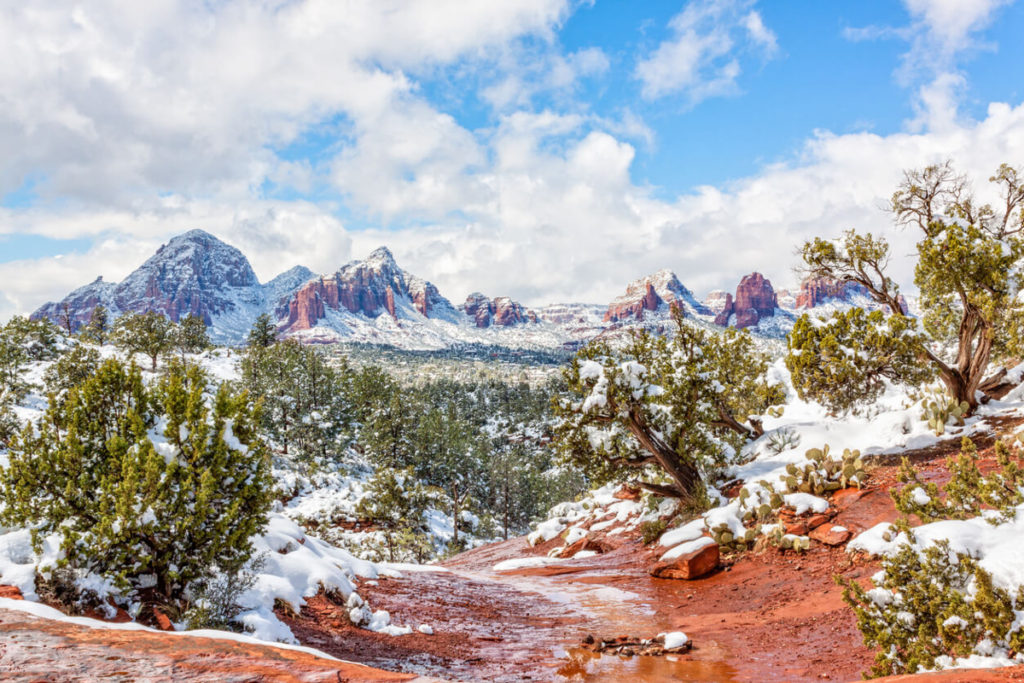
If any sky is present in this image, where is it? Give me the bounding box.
[2,0,1024,319]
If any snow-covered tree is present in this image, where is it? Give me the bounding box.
[791,161,1024,413]
[113,311,175,371]
[554,314,783,506]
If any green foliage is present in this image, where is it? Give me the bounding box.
[43,345,102,401]
[247,313,277,349]
[794,162,1024,413]
[892,437,1024,525]
[0,316,64,403]
[355,466,435,563]
[780,444,867,494]
[786,308,932,415]
[240,340,353,467]
[838,541,1024,677]
[0,358,272,606]
[113,311,175,371]
[172,314,211,359]
[765,427,800,455]
[183,559,264,631]
[554,315,783,504]
[80,305,110,345]
[639,519,668,545]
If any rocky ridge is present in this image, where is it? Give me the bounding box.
[32,230,911,350]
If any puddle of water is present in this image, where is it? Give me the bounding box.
[469,568,740,682]
[555,645,739,682]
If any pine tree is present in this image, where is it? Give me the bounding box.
[113,311,175,371]
[240,340,352,465]
[247,313,277,349]
[355,466,434,562]
[0,358,272,607]
[80,305,110,345]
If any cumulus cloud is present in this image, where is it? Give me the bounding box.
[634,0,777,103]
[7,98,1024,323]
[1,0,1023,327]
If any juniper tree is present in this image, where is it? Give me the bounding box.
[554,313,784,506]
[355,466,434,563]
[113,311,175,371]
[172,314,212,361]
[790,161,1024,413]
[80,305,110,345]
[240,340,352,464]
[0,358,271,606]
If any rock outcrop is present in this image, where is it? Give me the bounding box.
[463,293,538,328]
[794,278,868,309]
[794,277,909,314]
[279,247,460,332]
[604,269,708,323]
[713,272,777,328]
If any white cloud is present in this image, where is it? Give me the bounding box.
[844,0,1015,130]
[8,98,1024,324]
[634,0,777,102]
[0,0,570,206]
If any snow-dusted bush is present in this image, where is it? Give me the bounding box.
[892,437,1024,525]
[0,358,272,609]
[839,541,1024,677]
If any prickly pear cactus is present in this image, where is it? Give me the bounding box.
[781,444,867,494]
[919,388,970,436]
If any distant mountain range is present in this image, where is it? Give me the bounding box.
[32,230,896,350]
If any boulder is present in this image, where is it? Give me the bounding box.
[0,585,23,600]
[650,540,719,580]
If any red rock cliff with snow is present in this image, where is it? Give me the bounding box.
[714,272,777,328]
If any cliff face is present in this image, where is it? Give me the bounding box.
[279,247,461,332]
[604,269,709,323]
[713,272,777,329]
[463,294,538,328]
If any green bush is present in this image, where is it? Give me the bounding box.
[838,541,1024,677]
[639,519,668,545]
[892,437,1024,525]
[0,358,272,609]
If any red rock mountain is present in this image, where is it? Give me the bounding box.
[604,270,709,323]
[32,230,284,342]
[463,293,538,328]
[278,247,461,332]
[714,272,777,328]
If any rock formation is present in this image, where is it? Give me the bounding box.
[463,294,538,328]
[279,247,460,332]
[604,269,708,322]
[713,272,777,328]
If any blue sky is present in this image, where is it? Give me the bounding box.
[2,0,1024,317]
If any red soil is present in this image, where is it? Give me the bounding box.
[0,600,416,682]
[4,417,1024,682]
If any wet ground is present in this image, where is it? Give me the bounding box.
[283,421,1024,682]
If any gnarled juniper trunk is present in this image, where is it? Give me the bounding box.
[625,409,704,507]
